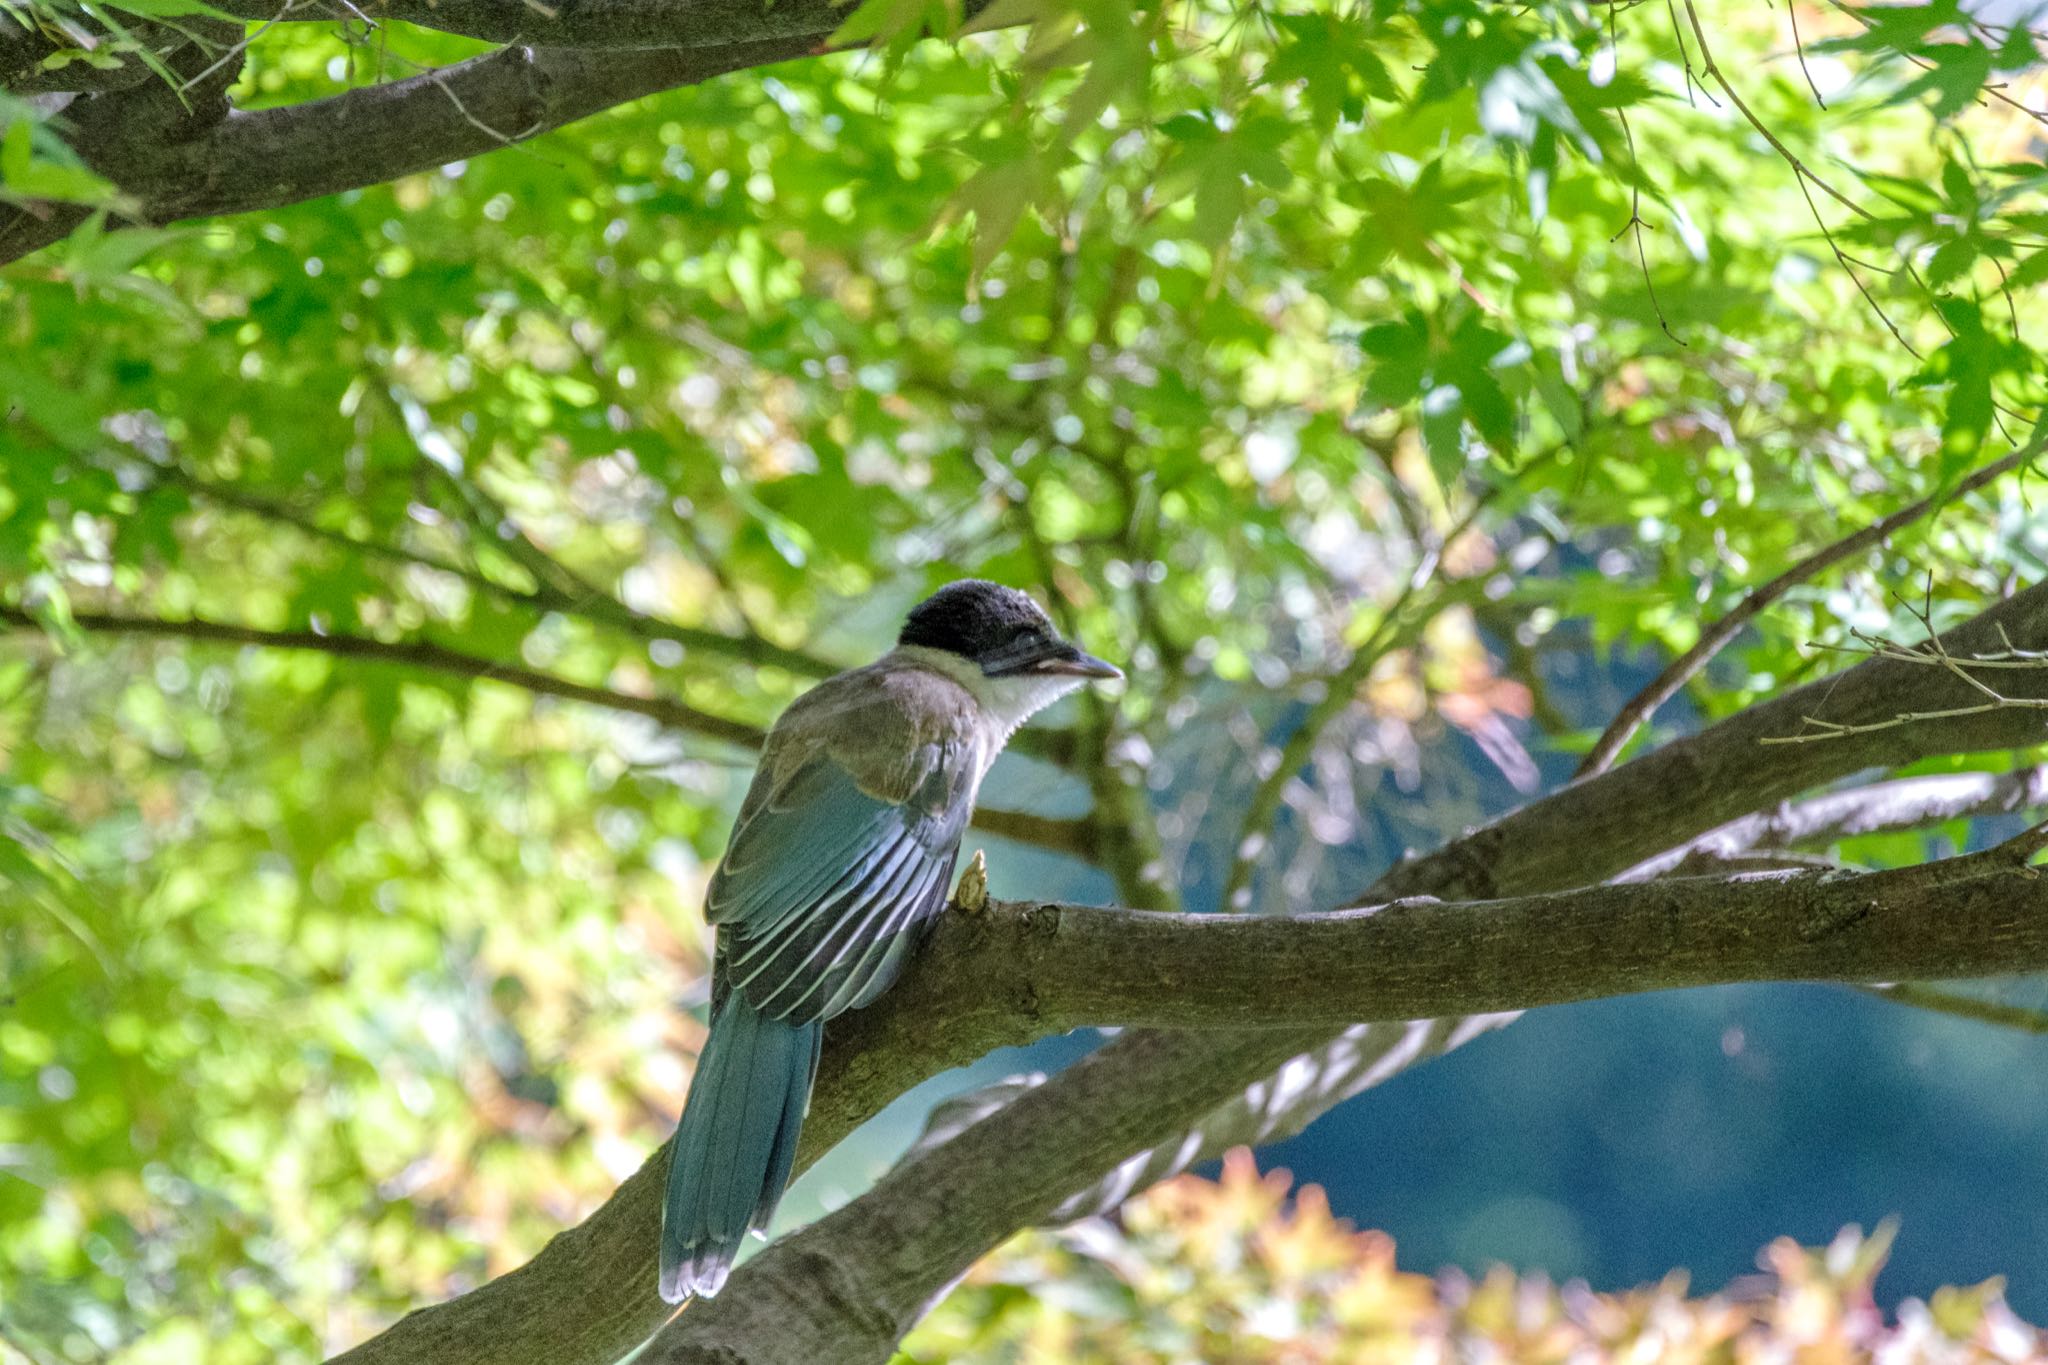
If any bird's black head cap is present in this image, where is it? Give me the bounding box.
[898,579,1052,661]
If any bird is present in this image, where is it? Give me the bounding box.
[658,579,1121,1302]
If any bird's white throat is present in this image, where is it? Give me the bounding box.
[893,645,1087,733]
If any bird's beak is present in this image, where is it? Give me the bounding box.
[985,637,1124,680]
[1041,648,1122,680]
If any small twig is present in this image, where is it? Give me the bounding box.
[1793,172,1919,359]
[1786,0,1825,109]
[1679,0,1869,221]
[428,62,546,147]
[1765,613,2048,745]
[176,0,294,94]
[1606,0,1679,342]
[1580,431,2043,775]
[1663,0,1708,107]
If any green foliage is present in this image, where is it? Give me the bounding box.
[3,0,2047,1358]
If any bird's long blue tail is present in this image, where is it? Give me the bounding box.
[659,995,822,1302]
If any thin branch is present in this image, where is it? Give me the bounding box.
[1384,580,2048,901]
[1786,0,1826,109]
[1578,433,2043,776]
[0,603,767,745]
[1605,0,1679,342]
[0,605,1089,851]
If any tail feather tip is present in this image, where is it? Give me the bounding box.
[659,1244,736,1304]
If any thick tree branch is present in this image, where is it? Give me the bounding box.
[0,605,1089,852]
[3,16,240,259]
[1577,435,2041,778]
[650,830,2048,1363]
[846,854,2048,1031]
[0,200,93,262]
[71,40,816,228]
[325,580,2048,1365]
[6,0,1020,263]
[6,0,861,75]
[336,836,2048,1365]
[210,0,858,49]
[2,38,814,264]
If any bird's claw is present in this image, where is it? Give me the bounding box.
[954,850,989,913]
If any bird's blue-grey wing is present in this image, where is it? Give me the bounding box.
[705,736,973,1025]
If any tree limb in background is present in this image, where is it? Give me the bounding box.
[320,579,2048,1365]
[7,0,856,82]
[0,605,1092,854]
[34,42,819,256]
[1576,436,2041,777]
[1858,983,2048,1034]
[140,460,1077,764]
[1622,761,2048,880]
[156,462,840,678]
